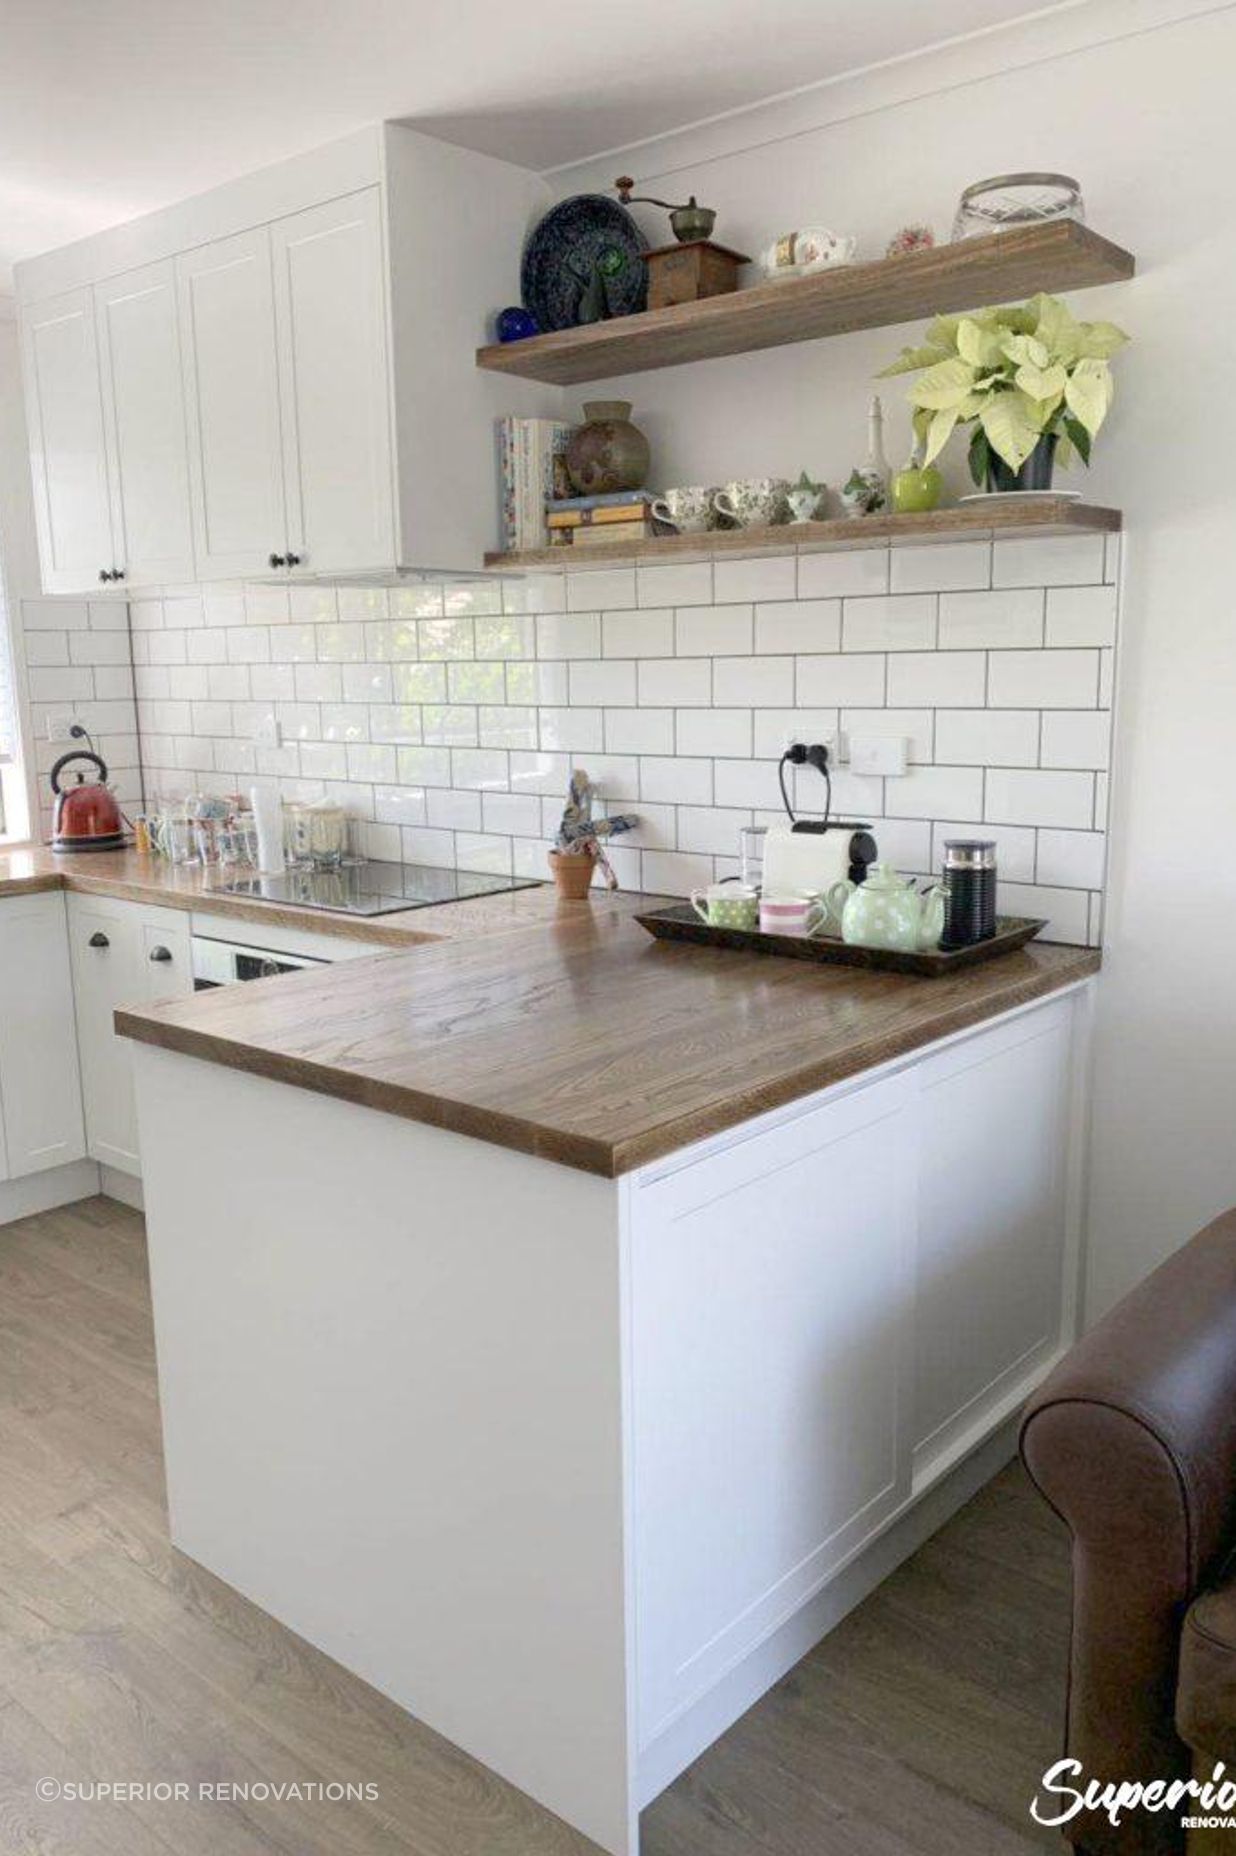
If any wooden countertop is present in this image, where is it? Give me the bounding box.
[115,903,1099,1177]
[0,843,640,945]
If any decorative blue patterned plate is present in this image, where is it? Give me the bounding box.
[521,195,648,332]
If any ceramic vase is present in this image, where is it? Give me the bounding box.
[564,401,650,496]
[548,848,596,898]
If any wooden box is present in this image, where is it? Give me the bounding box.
[643,240,751,310]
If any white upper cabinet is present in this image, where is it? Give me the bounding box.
[20,287,117,593]
[177,228,288,581]
[96,260,196,588]
[272,190,394,577]
[16,124,560,587]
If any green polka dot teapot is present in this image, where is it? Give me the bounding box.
[826,862,946,953]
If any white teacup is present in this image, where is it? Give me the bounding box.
[759,893,827,938]
[713,477,784,529]
[651,486,714,534]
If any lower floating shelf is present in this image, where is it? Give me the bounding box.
[484,498,1121,571]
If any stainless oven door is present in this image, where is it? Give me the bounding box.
[190,935,328,990]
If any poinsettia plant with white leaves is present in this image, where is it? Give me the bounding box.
[879,292,1129,485]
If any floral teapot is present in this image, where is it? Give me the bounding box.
[826,863,946,953]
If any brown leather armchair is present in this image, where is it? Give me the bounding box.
[1021,1208,1236,1856]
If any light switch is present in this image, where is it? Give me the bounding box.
[849,734,909,777]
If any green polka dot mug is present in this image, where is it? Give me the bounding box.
[690,883,760,931]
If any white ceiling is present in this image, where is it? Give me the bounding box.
[0,0,1060,286]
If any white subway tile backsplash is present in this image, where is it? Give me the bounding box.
[1040,709,1111,769]
[889,541,991,594]
[993,534,1105,587]
[797,548,888,599]
[796,653,885,707]
[1045,584,1118,647]
[641,849,714,895]
[427,787,482,831]
[603,607,674,658]
[674,709,753,757]
[420,616,476,661]
[884,765,985,821]
[987,650,1098,708]
[887,652,986,707]
[677,806,753,856]
[636,560,712,608]
[1037,829,1106,889]
[712,555,796,605]
[998,881,1090,943]
[604,708,674,755]
[754,599,841,655]
[712,656,793,707]
[479,705,538,751]
[393,662,447,705]
[937,588,1043,650]
[640,757,712,806]
[537,612,600,660]
[934,709,1039,767]
[39,534,1116,942]
[566,568,636,612]
[842,594,936,652]
[449,661,506,705]
[638,658,711,707]
[713,759,779,809]
[539,707,604,752]
[986,768,1094,829]
[569,659,637,707]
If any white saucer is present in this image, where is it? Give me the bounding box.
[958,489,1081,506]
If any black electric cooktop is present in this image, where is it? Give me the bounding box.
[217,861,541,917]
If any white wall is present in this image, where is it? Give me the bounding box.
[0,309,41,838]
[554,2,1236,1317]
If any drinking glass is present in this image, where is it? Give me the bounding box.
[739,826,767,891]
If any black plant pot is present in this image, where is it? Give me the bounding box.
[986,432,1057,493]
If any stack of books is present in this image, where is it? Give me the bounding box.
[546,491,659,550]
[497,416,574,552]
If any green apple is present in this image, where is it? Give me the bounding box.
[891,464,942,513]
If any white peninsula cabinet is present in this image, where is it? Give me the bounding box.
[67,892,193,1173]
[16,124,561,590]
[128,976,1093,1856]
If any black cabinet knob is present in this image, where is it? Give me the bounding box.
[269,552,287,569]
[149,945,172,963]
[98,569,110,583]
[285,552,301,567]
[88,931,110,949]
[114,567,125,581]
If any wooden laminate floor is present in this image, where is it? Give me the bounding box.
[0,1196,1070,1855]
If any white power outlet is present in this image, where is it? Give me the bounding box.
[45,710,80,743]
[849,733,909,777]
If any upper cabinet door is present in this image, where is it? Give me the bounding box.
[96,260,196,588]
[176,228,288,580]
[20,287,117,594]
[271,190,394,577]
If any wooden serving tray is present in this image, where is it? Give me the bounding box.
[634,906,1048,977]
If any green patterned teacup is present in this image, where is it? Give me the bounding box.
[690,883,760,931]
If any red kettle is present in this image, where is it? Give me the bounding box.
[49,743,127,852]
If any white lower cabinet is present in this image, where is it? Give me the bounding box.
[68,893,193,1174]
[0,892,86,1177]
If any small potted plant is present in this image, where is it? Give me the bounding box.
[879,291,1129,491]
[549,769,638,898]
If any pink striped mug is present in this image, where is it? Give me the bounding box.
[759,893,827,938]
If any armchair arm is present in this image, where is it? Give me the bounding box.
[1020,1209,1236,1856]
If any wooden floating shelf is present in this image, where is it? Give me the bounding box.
[484,499,1121,571]
[476,221,1135,386]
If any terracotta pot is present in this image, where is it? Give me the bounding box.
[548,849,596,899]
[564,401,650,496]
